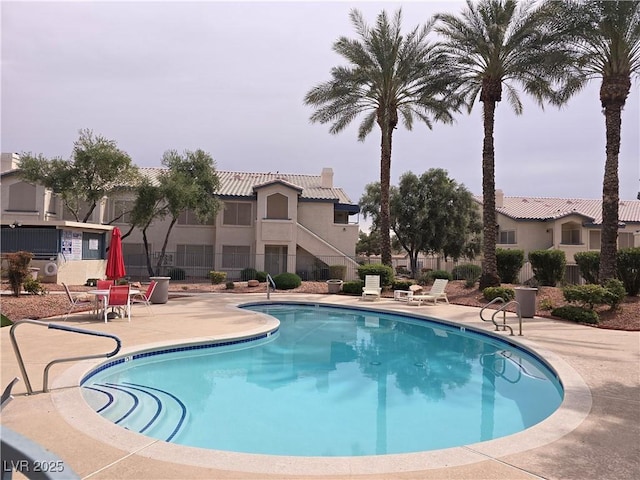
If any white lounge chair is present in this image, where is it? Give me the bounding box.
[408,279,449,306]
[361,275,382,301]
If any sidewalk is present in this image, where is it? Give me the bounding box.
[2,292,638,479]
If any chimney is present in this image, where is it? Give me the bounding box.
[495,189,504,208]
[321,167,333,188]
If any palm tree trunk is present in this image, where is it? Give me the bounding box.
[599,101,624,282]
[379,126,393,266]
[479,99,500,290]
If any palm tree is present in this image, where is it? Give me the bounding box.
[305,9,461,266]
[435,0,582,289]
[562,1,640,282]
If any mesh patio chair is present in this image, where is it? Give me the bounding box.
[62,283,95,320]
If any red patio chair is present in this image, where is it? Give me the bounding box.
[104,284,131,323]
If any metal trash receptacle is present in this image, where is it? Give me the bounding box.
[515,287,537,318]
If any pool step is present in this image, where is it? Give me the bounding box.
[82,382,187,441]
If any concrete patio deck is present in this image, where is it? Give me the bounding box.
[1,292,638,479]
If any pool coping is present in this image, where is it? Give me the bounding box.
[50,300,593,476]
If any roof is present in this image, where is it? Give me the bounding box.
[139,168,355,205]
[475,195,640,225]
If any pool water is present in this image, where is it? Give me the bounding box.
[81,303,563,456]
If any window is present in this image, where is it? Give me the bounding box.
[222,245,251,268]
[223,202,252,226]
[589,230,601,250]
[122,243,147,266]
[178,209,215,225]
[619,232,634,249]
[497,229,516,244]
[177,244,214,267]
[7,182,36,212]
[266,193,288,219]
[112,200,134,225]
[334,210,348,224]
[561,222,581,245]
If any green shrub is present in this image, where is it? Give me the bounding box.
[209,271,227,284]
[529,250,566,286]
[342,280,364,294]
[167,267,186,280]
[22,277,47,295]
[452,264,481,282]
[563,280,625,310]
[496,248,524,284]
[6,251,33,297]
[562,284,607,309]
[574,251,600,284]
[482,286,515,302]
[392,280,413,291]
[551,305,599,324]
[255,271,268,282]
[225,281,235,289]
[539,298,554,311]
[1,313,12,328]
[273,272,302,290]
[328,265,347,280]
[395,265,410,276]
[603,278,626,309]
[357,264,394,287]
[617,247,640,296]
[240,268,258,281]
[428,270,453,281]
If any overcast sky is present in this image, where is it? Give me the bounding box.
[2,0,639,209]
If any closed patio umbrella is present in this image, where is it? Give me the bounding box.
[105,227,126,283]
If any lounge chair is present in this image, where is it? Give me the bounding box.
[361,275,382,301]
[130,280,157,314]
[408,279,450,306]
[104,284,131,323]
[62,283,95,320]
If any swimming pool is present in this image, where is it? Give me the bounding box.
[81,303,563,457]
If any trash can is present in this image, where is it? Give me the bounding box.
[326,279,343,294]
[515,287,537,318]
[29,268,40,280]
[149,276,171,304]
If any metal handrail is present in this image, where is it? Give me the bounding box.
[9,320,122,394]
[480,297,523,336]
[266,274,276,300]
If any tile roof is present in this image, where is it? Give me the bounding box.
[475,195,640,225]
[139,168,355,204]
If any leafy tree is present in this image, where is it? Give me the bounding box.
[128,178,167,276]
[305,9,462,267]
[435,0,582,289]
[129,150,222,276]
[18,129,140,222]
[154,150,222,275]
[559,1,640,281]
[356,230,381,258]
[361,169,481,277]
